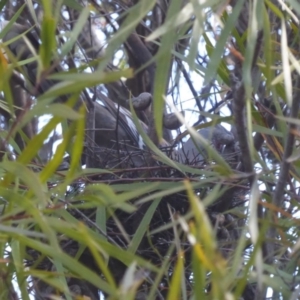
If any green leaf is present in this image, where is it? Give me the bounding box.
[41,69,133,100]
[40,17,57,68]
[167,251,184,300]
[60,6,91,57]
[68,104,85,176]
[205,0,245,83]
[128,198,161,254]
[0,3,26,39]
[16,234,117,296]
[97,0,157,71]
[153,0,182,139]
[146,3,193,41]
[0,161,48,206]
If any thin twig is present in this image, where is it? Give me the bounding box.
[273,93,300,207]
[266,78,300,266]
[232,78,253,174]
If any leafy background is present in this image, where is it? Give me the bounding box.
[0,0,300,299]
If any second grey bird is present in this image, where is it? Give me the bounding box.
[177,124,237,165]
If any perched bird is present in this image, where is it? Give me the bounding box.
[177,124,238,165]
[0,20,170,164]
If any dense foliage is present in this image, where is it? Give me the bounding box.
[0,0,300,299]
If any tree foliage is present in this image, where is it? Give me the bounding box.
[0,0,300,299]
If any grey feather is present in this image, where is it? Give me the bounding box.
[177,125,236,164]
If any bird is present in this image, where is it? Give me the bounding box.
[177,124,238,165]
[0,20,171,163]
